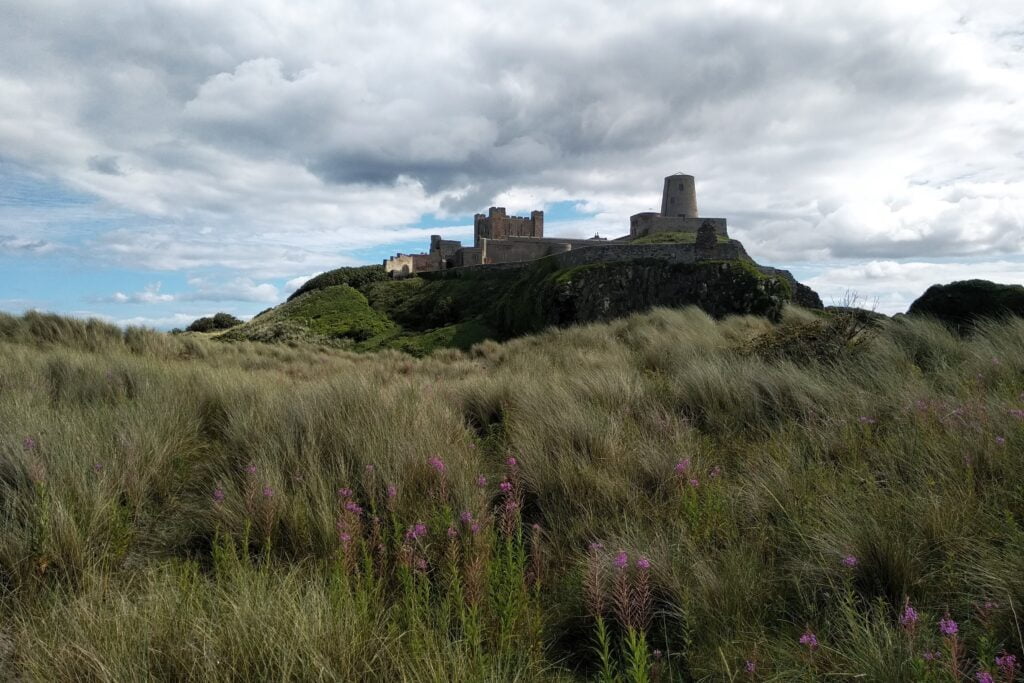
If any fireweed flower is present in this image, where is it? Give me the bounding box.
[344,501,363,515]
[499,480,512,493]
[476,474,487,488]
[636,556,651,570]
[262,486,274,498]
[977,672,994,683]
[338,531,351,544]
[745,660,756,674]
[212,488,225,503]
[842,554,859,568]
[338,487,353,498]
[244,464,257,475]
[460,511,473,524]
[589,542,604,552]
[939,616,958,636]
[405,522,427,541]
[469,522,480,535]
[387,484,397,499]
[428,456,445,473]
[799,630,819,651]
[996,653,1018,676]
[900,603,919,628]
[675,458,690,475]
[506,456,518,468]
[688,478,700,487]
[613,551,629,570]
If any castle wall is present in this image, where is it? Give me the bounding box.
[629,215,728,239]
[384,252,435,278]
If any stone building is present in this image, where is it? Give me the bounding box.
[628,173,728,239]
[384,173,727,278]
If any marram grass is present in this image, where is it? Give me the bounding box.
[1,307,1023,681]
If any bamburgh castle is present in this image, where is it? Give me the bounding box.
[384,173,731,277]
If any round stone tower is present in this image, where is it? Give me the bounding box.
[660,174,698,218]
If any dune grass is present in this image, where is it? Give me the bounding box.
[1,308,1023,680]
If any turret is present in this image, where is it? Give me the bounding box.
[660,174,698,218]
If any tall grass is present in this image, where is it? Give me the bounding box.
[1,307,1023,680]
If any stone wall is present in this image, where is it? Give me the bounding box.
[629,215,728,239]
[473,207,544,247]
[385,253,434,278]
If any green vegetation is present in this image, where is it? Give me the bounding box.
[909,279,1024,332]
[629,231,731,245]
[288,265,389,301]
[2,307,1024,679]
[186,312,243,333]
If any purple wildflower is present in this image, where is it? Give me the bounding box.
[745,659,756,674]
[636,556,651,570]
[476,474,487,488]
[447,526,458,539]
[589,542,604,552]
[506,456,518,468]
[212,488,225,503]
[22,436,36,451]
[499,480,512,493]
[344,501,363,515]
[977,672,994,683]
[688,478,700,487]
[428,456,446,473]
[460,511,473,524]
[675,458,690,474]
[612,550,628,570]
[469,522,480,535]
[338,487,353,498]
[710,465,722,479]
[1010,409,1024,420]
[387,484,397,499]
[996,653,1018,675]
[900,603,919,628]
[244,464,257,475]
[922,651,941,661]
[405,522,427,541]
[92,462,103,473]
[364,464,375,473]
[996,436,1007,446]
[842,554,859,568]
[338,531,351,544]
[262,486,274,498]
[939,616,958,636]
[799,630,819,650]
[858,416,877,424]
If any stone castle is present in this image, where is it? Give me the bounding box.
[384,173,730,277]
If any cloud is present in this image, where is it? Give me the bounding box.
[0,0,1020,293]
[107,277,279,305]
[108,282,175,304]
[0,234,58,254]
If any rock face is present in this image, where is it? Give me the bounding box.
[908,279,1024,331]
[492,258,795,337]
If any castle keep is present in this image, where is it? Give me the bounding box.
[384,173,729,278]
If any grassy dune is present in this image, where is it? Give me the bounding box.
[1,308,1024,681]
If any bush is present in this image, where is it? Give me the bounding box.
[186,312,243,333]
[908,279,1024,332]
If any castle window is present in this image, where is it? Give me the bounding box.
[679,183,685,191]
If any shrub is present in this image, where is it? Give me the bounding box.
[287,265,388,301]
[186,312,243,333]
[908,279,1024,332]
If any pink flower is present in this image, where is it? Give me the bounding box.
[858,416,877,425]
[588,542,604,552]
[476,474,487,487]
[842,554,858,568]
[996,436,1007,446]
[939,616,958,636]
[338,487,353,498]
[460,511,473,524]
[469,522,480,535]
[447,526,458,539]
[709,465,721,479]
[365,464,375,473]
[674,458,690,474]
[338,531,351,544]
[977,672,994,683]
[506,456,518,468]
[613,551,628,570]
[405,522,427,541]
[900,603,919,628]
[922,651,941,661]
[212,488,225,503]
[799,630,819,650]
[344,501,363,515]
[636,556,651,570]
[745,660,756,673]
[262,486,274,498]
[22,436,36,451]
[996,653,1018,676]
[244,464,257,475]
[428,456,446,473]
[688,478,700,487]
[387,484,397,499]
[499,480,512,493]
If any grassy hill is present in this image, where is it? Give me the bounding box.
[224,257,795,355]
[1,308,1023,679]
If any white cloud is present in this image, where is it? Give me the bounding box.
[0,0,1021,300]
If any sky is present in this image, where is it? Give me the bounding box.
[1,0,1022,326]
